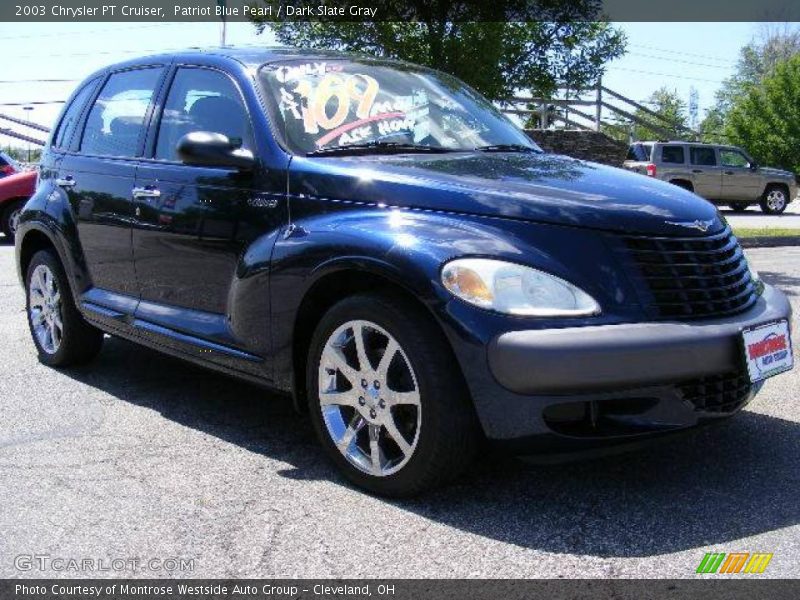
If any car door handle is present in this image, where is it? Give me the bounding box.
[132,186,161,199]
[692,169,703,174]
[724,171,735,175]
[55,176,76,188]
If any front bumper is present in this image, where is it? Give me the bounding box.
[477,284,792,447]
[489,284,791,396]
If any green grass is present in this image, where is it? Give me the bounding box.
[732,227,800,238]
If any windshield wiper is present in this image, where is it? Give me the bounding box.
[307,141,455,157]
[474,144,540,153]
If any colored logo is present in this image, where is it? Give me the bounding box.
[747,332,789,374]
[696,552,773,574]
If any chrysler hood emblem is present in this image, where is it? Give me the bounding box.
[665,219,715,232]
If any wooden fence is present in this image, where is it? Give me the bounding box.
[503,81,701,141]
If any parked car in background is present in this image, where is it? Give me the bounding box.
[0,169,36,242]
[623,141,797,214]
[0,151,20,178]
[14,49,793,497]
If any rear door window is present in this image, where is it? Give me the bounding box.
[661,145,685,164]
[52,79,99,150]
[80,68,163,158]
[689,146,717,166]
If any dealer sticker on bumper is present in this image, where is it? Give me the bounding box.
[742,320,794,383]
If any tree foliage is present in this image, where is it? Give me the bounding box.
[725,54,800,174]
[3,146,41,163]
[701,24,800,139]
[602,87,689,143]
[249,1,626,102]
[698,107,726,144]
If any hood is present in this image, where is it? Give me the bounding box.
[759,166,795,179]
[289,152,723,237]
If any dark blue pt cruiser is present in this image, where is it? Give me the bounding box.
[15,48,794,496]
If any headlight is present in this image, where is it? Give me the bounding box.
[441,258,600,317]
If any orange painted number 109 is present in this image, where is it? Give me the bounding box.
[293,73,380,134]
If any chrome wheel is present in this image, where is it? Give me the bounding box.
[8,207,21,235]
[28,264,63,355]
[318,319,421,477]
[766,189,787,212]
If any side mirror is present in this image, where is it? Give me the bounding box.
[749,162,759,170]
[176,131,255,171]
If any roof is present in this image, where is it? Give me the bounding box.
[153,46,361,65]
[83,45,408,81]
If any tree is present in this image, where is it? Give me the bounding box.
[725,54,800,174]
[698,108,727,144]
[249,1,626,102]
[602,87,690,143]
[3,146,41,163]
[712,24,800,122]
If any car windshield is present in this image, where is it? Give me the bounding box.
[259,59,541,155]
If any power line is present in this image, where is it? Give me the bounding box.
[0,79,78,84]
[11,45,192,60]
[628,44,738,65]
[607,66,726,84]
[0,23,174,41]
[627,52,736,71]
[0,100,65,106]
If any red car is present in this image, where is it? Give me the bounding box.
[0,170,36,243]
[0,151,19,177]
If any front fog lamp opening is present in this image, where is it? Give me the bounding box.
[441,258,601,317]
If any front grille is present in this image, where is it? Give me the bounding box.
[678,370,753,414]
[622,226,757,319]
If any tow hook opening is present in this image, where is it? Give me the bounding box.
[543,397,671,437]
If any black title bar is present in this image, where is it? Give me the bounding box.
[4,579,800,600]
[3,0,800,22]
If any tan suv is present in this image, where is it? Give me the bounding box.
[623,141,797,214]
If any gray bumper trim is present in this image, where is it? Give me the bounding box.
[488,284,792,395]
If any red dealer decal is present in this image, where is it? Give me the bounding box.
[748,333,787,360]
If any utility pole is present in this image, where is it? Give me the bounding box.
[23,105,33,162]
[595,78,602,132]
[217,0,227,46]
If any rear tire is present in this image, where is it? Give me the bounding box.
[760,185,789,214]
[306,293,480,497]
[729,202,749,213]
[1,199,24,243]
[25,249,103,367]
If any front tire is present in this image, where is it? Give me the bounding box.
[306,293,480,497]
[1,199,24,243]
[26,250,103,366]
[760,185,789,214]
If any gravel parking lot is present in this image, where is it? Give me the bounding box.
[0,239,798,579]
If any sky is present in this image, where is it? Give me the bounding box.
[0,21,764,149]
